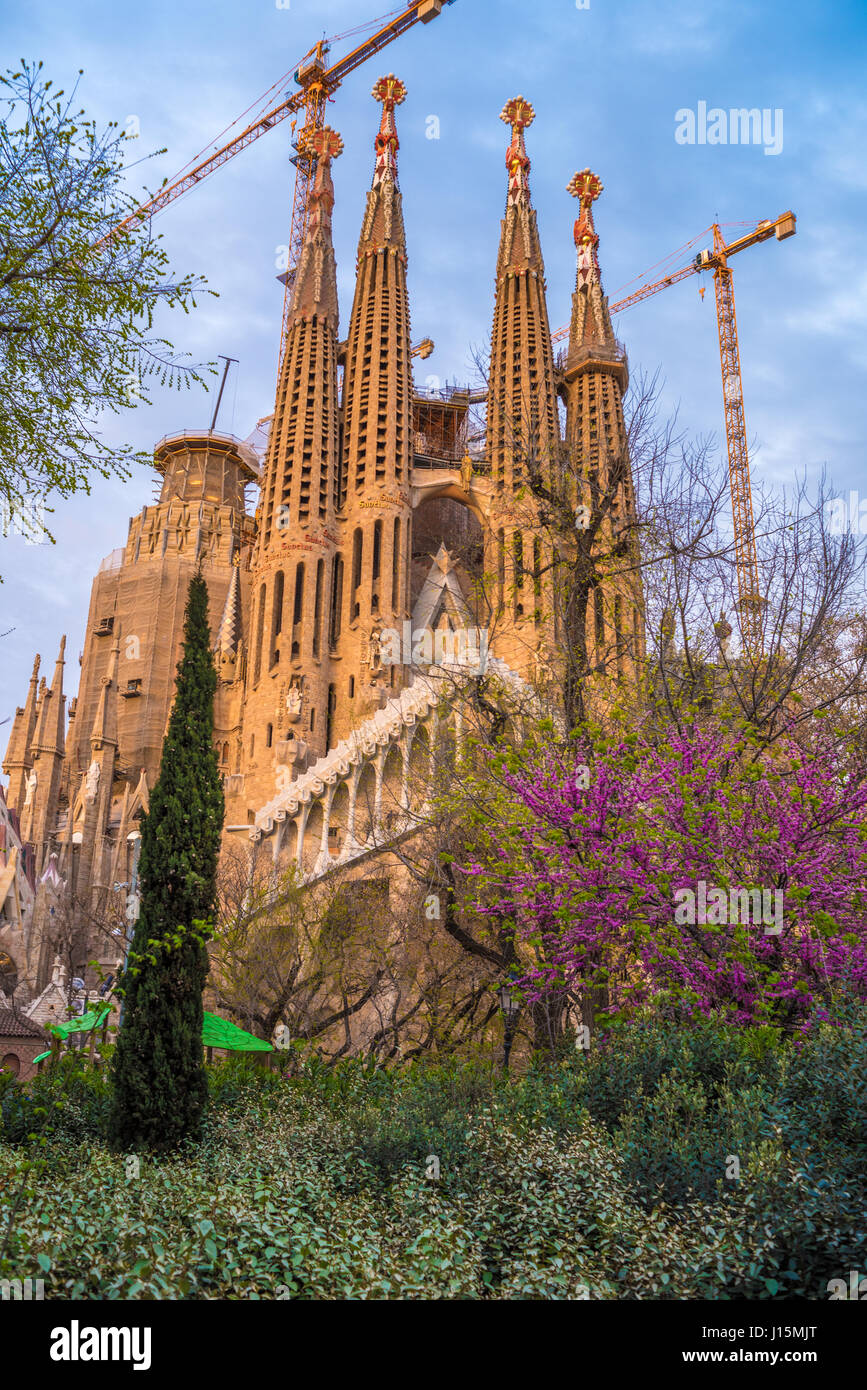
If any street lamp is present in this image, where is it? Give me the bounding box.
[497,983,520,1071]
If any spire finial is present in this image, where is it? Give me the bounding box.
[307,125,344,164]
[500,96,535,206]
[299,125,343,239]
[371,74,406,187]
[567,168,603,287]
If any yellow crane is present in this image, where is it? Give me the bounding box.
[106,2,456,370]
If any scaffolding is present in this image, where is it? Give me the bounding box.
[412,385,487,468]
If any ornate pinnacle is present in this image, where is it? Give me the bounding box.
[568,168,603,285]
[372,73,406,109]
[567,168,603,207]
[304,125,344,164]
[372,74,406,186]
[500,96,535,206]
[501,95,535,135]
[301,125,343,240]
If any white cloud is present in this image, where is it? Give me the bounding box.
[623,0,731,56]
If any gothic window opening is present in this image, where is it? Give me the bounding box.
[313,559,324,658]
[329,554,344,649]
[291,563,305,661]
[351,528,363,621]
[391,518,401,614]
[271,571,285,671]
[533,537,542,625]
[371,519,382,613]
[513,531,525,618]
[326,683,337,751]
[253,583,266,683]
[497,528,505,612]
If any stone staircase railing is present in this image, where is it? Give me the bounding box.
[246,653,543,882]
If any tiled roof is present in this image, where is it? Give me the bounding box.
[0,1006,48,1039]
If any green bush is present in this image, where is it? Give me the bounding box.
[0,1054,111,1145]
[1,1009,864,1298]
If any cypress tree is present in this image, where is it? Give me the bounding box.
[109,570,224,1151]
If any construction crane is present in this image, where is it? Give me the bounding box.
[553,210,796,652]
[107,2,456,368]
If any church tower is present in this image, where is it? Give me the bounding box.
[70,628,120,912]
[484,97,560,677]
[18,638,66,874]
[242,125,344,809]
[334,76,414,734]
[0,427,257,930]
[563,169,643,681]
[2,654,40,815]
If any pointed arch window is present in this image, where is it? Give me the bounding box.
[351,528,363,621]
[253,583,266,683]
[329,554,344,649]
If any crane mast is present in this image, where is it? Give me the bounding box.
[275,5,456,369]
[105,2,453,304]
[710,224,762,651]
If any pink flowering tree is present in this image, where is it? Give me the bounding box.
[464,725,867,1030]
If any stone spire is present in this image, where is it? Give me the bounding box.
[372,73,403,188]
[566,169,619,356]
[216,555,243,679]
[563,169,629,489]
[89,628,120,751]
[486,97,559,497]
[244,126,345,789]
[484,98,560,674]
[256,124,343,562]
[20,637,66,870]
[2,653,41,813]
[562,171,642,678]
[332,74,414,739]
[340,75,413,502]
[30,637,66,762]
[288,125,343,328]
[72,628,120,911]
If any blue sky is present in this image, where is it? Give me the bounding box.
[2,0,866,719]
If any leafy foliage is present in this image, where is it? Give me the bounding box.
[2,1012,865,1297]
[0,61,212,538]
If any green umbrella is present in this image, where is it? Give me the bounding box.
[202,1011,273,1052]
[38,1007,272,1057]
[47,1004,112,1040]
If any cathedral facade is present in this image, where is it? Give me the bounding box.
[1,79,643,1009]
